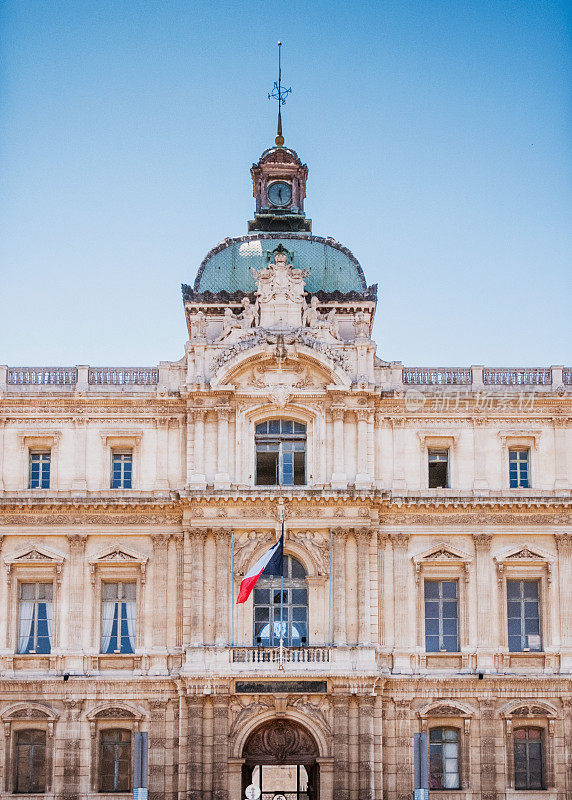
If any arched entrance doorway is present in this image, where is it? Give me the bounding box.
[241,719,319,800]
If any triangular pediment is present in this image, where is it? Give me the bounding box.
[413,543,472,565]
[88,544,148,566]
[495,544,553,564]
[5,543,65,567]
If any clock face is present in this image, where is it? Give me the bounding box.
[267,181,292,207]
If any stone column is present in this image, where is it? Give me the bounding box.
[202,695,213,799]
[473,533,495,671]
[212,698,229,800]
[554,417,569,490]
[215,530,231,646]
[355,409,371,488]
[381,534,394,653]
[0,422,5,490]
[71,417,87,490]
[203,530,217,646]
[331,406,347,488]
[151,534,169,650]
[214,408,231,488]
[185,412,194,486]
[556,534,572,671]
[394,699,413,800]
[358,695,375,800]
[391,533,412,673]
[357,528,371,646]
[391,418,406,491]
[148,700,167,799]
[189,530,205,646]
[349,695,359,799]
[66,534,87,653]
[190,408,207,486]
[155,417,169,490]
[187,697,203,800]
[345,533,359,645]
[333,529,347,646]
[170,534,184,649]
[478,699,498,799]
[61,700,82,800]
[473,418,489,489]
[333,695,350,800]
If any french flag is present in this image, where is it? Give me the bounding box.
[236,534,284,604]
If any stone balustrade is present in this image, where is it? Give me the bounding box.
[231,646,330,664]
[399,364,567,389]
[6,366,78,385]
[88,366,159,385]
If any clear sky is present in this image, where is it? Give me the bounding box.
[1,0,570,367]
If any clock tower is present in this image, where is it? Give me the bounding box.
[248,145,312,232]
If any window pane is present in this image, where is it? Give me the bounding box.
[424,581,439,599]
[441,581,457,598]
[425,635,439,652]
[256,451,278,485]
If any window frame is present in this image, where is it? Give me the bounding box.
[100,580,137,654]
[428,449,450,489]
[88,546,148,658]
[428,726,461,790]
[253,554,308,647]
[100,433,142,490]
[98,728,132,794]
[19,435,60,490]
[413,545,472,663]
[512,725,545,791]
[17,581,53,655]
[423,579,459,653]
[254,419,307,487]
[506,578,542,653]
[495,547,553,659]
[508,448,530,489]
[13,728,47,794]
[110,450,133,489]
[499,433,540,490]
[418,434,458,490]
[28,451,51,490]
[4,546,64,659]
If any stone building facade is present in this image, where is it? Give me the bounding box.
[0,142,571,800]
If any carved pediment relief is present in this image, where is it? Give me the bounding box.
[501,699,558,719]
[413,544,472,583]
[88,545,148,582]
[87,702,145,722]
[418,701,474,719]
[5,544,65,573]
[242,719,319,765]
[494,544,554,584]
[1,703,58,722]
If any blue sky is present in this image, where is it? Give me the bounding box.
[1,0,570,366]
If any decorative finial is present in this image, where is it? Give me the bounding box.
[268,41,291,147]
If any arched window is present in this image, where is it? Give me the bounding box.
[255,420,306,486]
[99,729,131,793]
[14,729,46,794]
[514,727,544,790]
[429,727,460,789]
[253,555,308,646]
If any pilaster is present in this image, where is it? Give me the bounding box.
[473,532,495,671]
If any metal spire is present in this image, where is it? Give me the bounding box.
[268,41,291,147]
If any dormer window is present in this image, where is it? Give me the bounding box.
[255,420,306,486]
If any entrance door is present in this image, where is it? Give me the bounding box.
[241,720,320,800]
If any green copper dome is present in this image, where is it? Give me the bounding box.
[194,233,367,295]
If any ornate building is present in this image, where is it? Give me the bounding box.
[0,137,571,800]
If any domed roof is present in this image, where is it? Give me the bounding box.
[194,233,367,295]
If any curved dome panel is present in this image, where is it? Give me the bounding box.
[194,234,367,294]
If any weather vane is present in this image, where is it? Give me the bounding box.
[268,41,291,147]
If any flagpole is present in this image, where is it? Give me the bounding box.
[231,530,235,647]
[328,527,333,648]
[280,509,285,662]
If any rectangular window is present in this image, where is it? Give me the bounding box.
[429,728,460,790]
[99,730,131,793]
[424,580,459,652]
[101,582,136,654]
[111,452,133,489]
[514,728,544,790]
[507,579,541,652]
[14,730,46,793]
[18,583,53,654]
[29,452,50,489]
[509,449,530,488]
[255,420,306,486]
[428,449,449,488]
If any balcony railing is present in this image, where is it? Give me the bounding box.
[563,368,572,385]
[402,367,472,385]
[482,367,551,386]
[231,646,330,664]
[7,367,78,385]
[88,367,159,385]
